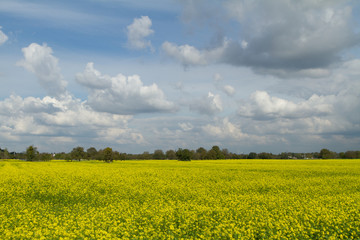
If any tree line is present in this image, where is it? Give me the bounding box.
[1,146,359,162]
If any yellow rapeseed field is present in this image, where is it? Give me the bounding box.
[0,159,359,239]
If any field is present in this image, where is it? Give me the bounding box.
[0,159,359,239]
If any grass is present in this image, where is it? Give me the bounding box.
[0,159,359,239]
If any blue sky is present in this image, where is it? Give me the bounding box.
[0,0,359,154]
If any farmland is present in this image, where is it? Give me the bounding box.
[0,159,359,239]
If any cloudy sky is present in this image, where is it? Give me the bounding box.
[0,0,359,154]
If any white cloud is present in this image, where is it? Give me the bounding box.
[235,76,360,143]
[76,62,175,114]
[223,85,235,96]
[40,96,131,127]
[202,118,246,140]
[213,73,235,96]
[162,42,207,66]
[97,128,145,144]
[0,26,8,45]
[189,92,223,115]
[225,1,359,70]
[202,117,275,147]
[241,40,248,49]
[0,94,131,128]
[0,94,143,151]
[0,95,59,115]
[234,58,360,152]
[17,43,68,98]
[175,0,360,77]
[213,73,223,82]
[342,59,360,76]
[238,91,334,120]
[126,16,154,51]
[254,68,332,79]
[162,39,228,67]
[178,122,194,131]
[75,62,112,89]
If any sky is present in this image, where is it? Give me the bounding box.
[0,0,359,154]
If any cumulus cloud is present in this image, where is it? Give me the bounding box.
[172,0,360,77]
[213,73,235,96]
[223,85,235,96]
[238,91,334,120]
[75,62,112,89]
[0,95,59,115]
[76,62,175,114]
[126,16,154,51]
[189,92,222,115]
[236,77,360,139]
[225,1,359,69]
[97,128,145,145]
[0,95,130,128]
[0,26,8,45]
[228,56,360,151]
[17,43,68,98]
[254,68,332,79]
[202,117,246,140]
[0,94,142,150]
[201,117,276,147]
[178,122,194,131]
[162,39,228,67]
[342,59,360,76]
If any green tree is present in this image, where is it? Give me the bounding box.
[140,151,152,160]
[196,147,207,160]
[319,148,336,159]
[39,153,52,161]
[64,153,72,162]
[279,152,289,159]
[258,152,272,159]
[118,152,127,161]
[165,150,177,159]
[206,146,225,159]
[176,148,192,161]
[0,148,10,159]
[344,151,359,159]
[86,147,98,160]
[206,149,217,159]
[103,147,113,163]
[54,152,67,160]
[222,148,230,159]
[70,147,86,161]
[26,145,38,161]
[153,149,165,160]
[248,152,257,159]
